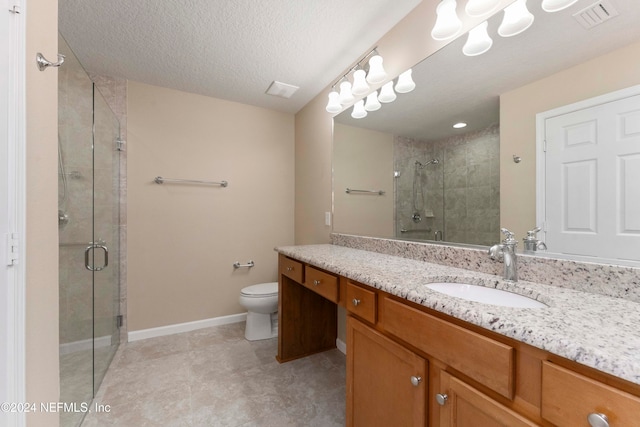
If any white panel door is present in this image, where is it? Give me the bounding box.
[545,94,640,261]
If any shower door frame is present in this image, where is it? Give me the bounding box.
[1,2,27,427]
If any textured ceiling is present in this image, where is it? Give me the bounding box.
[58,0,421,114]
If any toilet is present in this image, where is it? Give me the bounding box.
[239,282,279,341]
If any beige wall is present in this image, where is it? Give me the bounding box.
[127,82,294,331]
[500,40,640,240]
[26,0,60,425]
[333,123,394,237]
[293,0,514,244]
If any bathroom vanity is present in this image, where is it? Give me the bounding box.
[275,243,640,427]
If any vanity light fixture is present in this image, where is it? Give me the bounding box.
[324,47,387,113]
[351,100,368,119]
[364,91,382,111]
[366,54,388,84]
[351,68,370,96]
[498,0,534,37]
[462,21,493,56]
[395,69,416,93]
[541,0,580,12]
[465,0,501,17]
[325,90,342,113]
[431,0,463,41]
[453,122,468,128]
[378,81,397,103]
[338,80,355,105]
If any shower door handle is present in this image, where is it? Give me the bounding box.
[84,244,109,271]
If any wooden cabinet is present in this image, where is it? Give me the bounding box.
[347,316,427,427]
[304,265,339,303]
[277,254,640,427]
[277,254,336,362]
[381,295,514,399]
[436,371,537,427]
[542,362,640,427]
[346,280,377,324]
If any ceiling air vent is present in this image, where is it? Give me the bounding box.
[573,0,619,29]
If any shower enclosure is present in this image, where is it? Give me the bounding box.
[58,35,121,427]
[394,126,500,247]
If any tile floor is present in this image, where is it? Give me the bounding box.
[80,322,346,427]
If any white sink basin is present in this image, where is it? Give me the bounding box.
[425,283,547,308]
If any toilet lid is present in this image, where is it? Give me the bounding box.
[241,282,278,297]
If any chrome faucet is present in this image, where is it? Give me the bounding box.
[522,227,547,254]
[489,228,518,282]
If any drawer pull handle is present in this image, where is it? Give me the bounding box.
[410,376,422,387]
[587,413,609,427]
[352,298,361,306]
[435,393,448,406]
[286,267,293,271]
[313,280,321,286]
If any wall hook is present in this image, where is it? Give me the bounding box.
[513,155,522,163]
[36,52,65,71]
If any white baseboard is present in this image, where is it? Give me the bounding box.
[336,338,347,355]
[127,312,247,342]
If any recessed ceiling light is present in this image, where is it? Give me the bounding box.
[453,122,467,129]
[265,81,299,99]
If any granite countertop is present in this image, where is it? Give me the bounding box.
[275,244,640,386]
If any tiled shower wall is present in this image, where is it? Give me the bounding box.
[92,74,128,342]
[394,125,500,247]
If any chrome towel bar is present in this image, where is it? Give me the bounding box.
[154,176,228,187]
[233,260,255,269]
[400,228,432,233]
[345,188,385,195]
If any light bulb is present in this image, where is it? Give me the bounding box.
[498,0,534,37]
[338,81,354,105]
[395,69,416,94]
[465,0,501,17]
[431,0,462,41]
[541,0,579,12]
[366,55,387,84]
[378,81,397,103]
[351,100,367,119]
[462,21,493,56]
[351,69,370,96]
[364,91,381,112]
[325,90,341,113]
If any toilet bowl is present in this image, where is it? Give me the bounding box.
[239,282,278,341]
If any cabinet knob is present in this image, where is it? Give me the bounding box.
[286,267,293,271]
[587,413,609,427]
[352,298,361,306]
[435,393,448,406]
[410,376,422,387]
[313,279,321,286]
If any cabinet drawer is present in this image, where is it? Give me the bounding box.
[542,362,640,427]
[304,266,339,303]
[381,296,514,399]
[346,281,377,324]
[280,256,303,283]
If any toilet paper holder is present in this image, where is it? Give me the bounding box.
[233,260,255,269]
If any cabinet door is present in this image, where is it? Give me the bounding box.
[347,316,427,427]
[437,371,537,427]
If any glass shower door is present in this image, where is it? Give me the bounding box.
[91,84,121,391]
[58,34,121,427]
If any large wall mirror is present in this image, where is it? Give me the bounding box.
[333,0,640,263]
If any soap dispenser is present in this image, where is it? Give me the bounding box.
[523,227,547,253]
